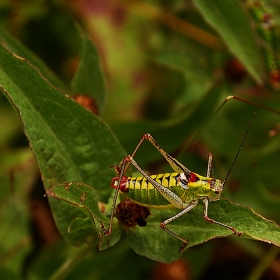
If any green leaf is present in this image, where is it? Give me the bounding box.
[195,0,265,83]
[70,27,106,111]
[0,43,125,245]
[46,183,121,249]
[126,199,280,263]
[0,27,69,92]
[69,217,94,233]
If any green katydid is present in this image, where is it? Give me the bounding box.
[101,3,280,252]
[102,65,280,254]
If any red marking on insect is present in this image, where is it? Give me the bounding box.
[111,176,129,192]
[188,172,199,183]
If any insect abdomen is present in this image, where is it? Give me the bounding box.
[124,173,183,208]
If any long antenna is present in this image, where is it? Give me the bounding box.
[222,50,279,188]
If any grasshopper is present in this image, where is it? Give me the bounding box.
[103,72,279,253]
[104,132,248,252]
[102,3,280,252]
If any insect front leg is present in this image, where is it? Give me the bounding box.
[161,200,198,253]
[202,198,242,236]
[103,156,129,236]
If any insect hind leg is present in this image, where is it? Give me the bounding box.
[132,133,191,174]
[114,133,191,176]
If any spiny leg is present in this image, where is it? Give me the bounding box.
[161,200,198,253]
[142,134,191,173]
[121,133,191,174]
[104,156,129,235]
[110,136,148,176]
[202,198,242,236]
